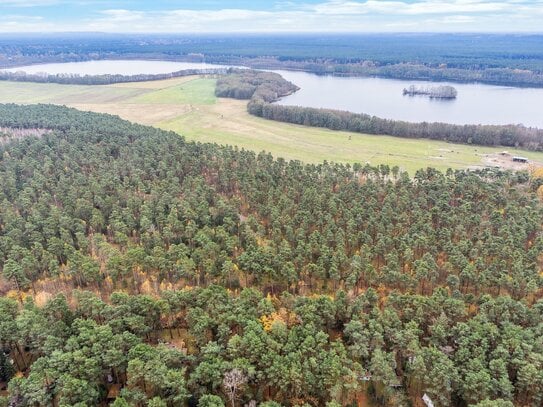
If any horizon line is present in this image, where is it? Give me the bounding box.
[1,31,543,35]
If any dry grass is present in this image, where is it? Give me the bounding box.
[1,76,542,173]
[70,103,192,125]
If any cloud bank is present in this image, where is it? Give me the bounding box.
[0,0,542,33]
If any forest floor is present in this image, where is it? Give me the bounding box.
[1,76,543,173]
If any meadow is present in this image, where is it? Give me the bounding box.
[1,75,542,173]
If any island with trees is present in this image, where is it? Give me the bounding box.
[215,69,299,102]
[402,85,458,99]
[215,70,543,151]
[0,103,541,406]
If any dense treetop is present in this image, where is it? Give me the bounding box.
[215,69,299,102]
[0,104,542,406]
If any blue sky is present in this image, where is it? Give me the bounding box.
[0,0,542,33]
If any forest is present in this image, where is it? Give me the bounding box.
[215,70,299,102]
[2,34,543,87]
[0,104,542,407]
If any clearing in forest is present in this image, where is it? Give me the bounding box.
[1,76,542,173]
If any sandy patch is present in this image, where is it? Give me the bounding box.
[479,152,541,170]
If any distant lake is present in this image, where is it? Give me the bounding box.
[274,70,543,128]
[2,60,542,127]
[0,60,228,76]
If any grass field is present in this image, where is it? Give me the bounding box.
[1,76,542,173]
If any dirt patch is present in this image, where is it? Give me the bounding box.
[0,127,52,144]
[479,152,541,171]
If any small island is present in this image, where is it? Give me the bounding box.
[403,84,458,99]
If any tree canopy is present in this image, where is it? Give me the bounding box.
[0,104,541,406]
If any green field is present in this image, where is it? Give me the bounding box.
[1,76,542,173]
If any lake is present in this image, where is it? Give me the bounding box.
[0,60,228,76]
[2,59,542,127]
[274,70,543,128]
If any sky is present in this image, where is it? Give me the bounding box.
[0,0,542,33]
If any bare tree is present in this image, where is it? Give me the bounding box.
[223,368,247,407]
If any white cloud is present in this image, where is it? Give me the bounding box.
[1,0,543,32]
[83,1,543,33]
[0,0,59,6]
[99,9,145,22]
[310,0,526,16]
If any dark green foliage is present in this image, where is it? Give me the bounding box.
[199,394,226,407]
[0,352,14,382]
[215,69,298,102]
[0,104,542,406]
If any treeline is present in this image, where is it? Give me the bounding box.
[3,33,543,87]
[244,98,543,151]
[215,69,299,102]
[370,63,543,88]
[0,67,227,85]
[291,61,543,88]
[0,104,542,406]
[205,57,543,88]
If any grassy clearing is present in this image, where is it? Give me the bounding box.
[0,81,144,104]
[108,76,198,90]
[0,76,542,173]
[128,78,217,105]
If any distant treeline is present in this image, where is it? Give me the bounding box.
[4,34,543,87]
[215,69,299,102]
[3,33,543,70]
[215,71,543,151]
[0,67,227,85]
[220,57,543,88]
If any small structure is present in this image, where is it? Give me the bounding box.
[512,156,528,163]
[359,371,372,381]
[389,378,403,388]
[422,393,435,407]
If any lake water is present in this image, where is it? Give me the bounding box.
[1,60,227,76]
[2,59,541,127]
[274,70,543,128]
